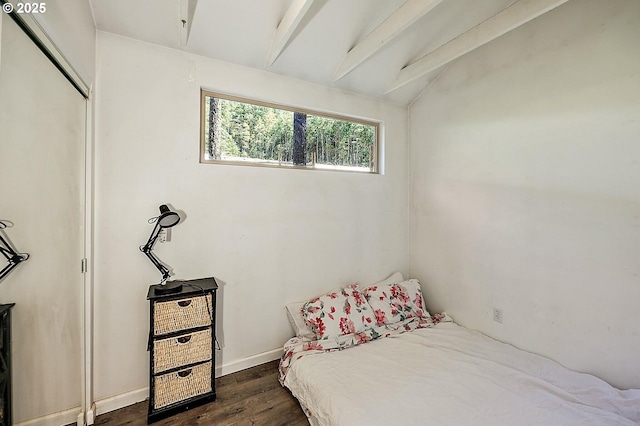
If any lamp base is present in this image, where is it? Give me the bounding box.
[155,280,183,295]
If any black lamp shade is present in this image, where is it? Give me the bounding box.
[158,204,180,228]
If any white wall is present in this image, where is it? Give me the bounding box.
[94,32,408,403]
[409,0,640,390]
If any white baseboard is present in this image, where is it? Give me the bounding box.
[94,387,149,417]
[94,348,283,417]
[15,407,82,426]
[216,347,282,377]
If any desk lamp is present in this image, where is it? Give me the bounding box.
[140,204,183,294]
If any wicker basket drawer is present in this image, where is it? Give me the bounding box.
[153,328,212,373]
[153,361,212,410]
[153,294,212,335]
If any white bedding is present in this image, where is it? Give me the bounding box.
[282,323,640,426]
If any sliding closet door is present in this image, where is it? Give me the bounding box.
[0,13,85,424]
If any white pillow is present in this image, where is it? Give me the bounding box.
[285,300,315,339]
[372,271,404,287]
[284,273,403,339]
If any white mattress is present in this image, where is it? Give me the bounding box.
[283,323,640,426]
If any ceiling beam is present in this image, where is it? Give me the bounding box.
[266,0,316,66]
[333,0,443,81]
[179,0,198,47]
[386,0,571,93]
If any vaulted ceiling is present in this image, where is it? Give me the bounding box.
[89,0,569,106]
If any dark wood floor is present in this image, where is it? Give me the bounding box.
[94,360,308,425]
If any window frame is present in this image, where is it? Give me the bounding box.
[199,89,380,174]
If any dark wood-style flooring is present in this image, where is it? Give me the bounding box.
[94,360,308,425]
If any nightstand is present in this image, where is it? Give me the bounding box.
[0,304,14,426]
[147,277,218,423]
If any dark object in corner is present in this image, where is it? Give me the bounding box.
[0,304,15,426]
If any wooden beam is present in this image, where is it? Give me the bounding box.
[386,0,571,93]
[266,0,315,66]
[333,0,443,81]
[179,0,198,47]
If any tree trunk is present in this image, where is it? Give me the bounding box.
[293,112,307,165]
[208,97,221,160]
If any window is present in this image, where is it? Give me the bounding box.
[200,90,379,173]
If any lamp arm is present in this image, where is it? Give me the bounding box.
[142,249,171,283]
[140,222,160,253]
[139,223,171,284]
[0,233,29,282]
[0,261,22,282]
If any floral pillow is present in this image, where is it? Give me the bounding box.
[363,279,429,326]
[302,285,376,340]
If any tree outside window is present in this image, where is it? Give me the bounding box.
[201,90,379,173]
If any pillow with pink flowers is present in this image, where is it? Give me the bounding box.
[364,279,429,326]
[302,285,375,340]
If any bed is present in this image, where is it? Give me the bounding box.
[279,274,640,426]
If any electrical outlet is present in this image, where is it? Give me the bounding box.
[493,307,503,323]
[158,228,168,243]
